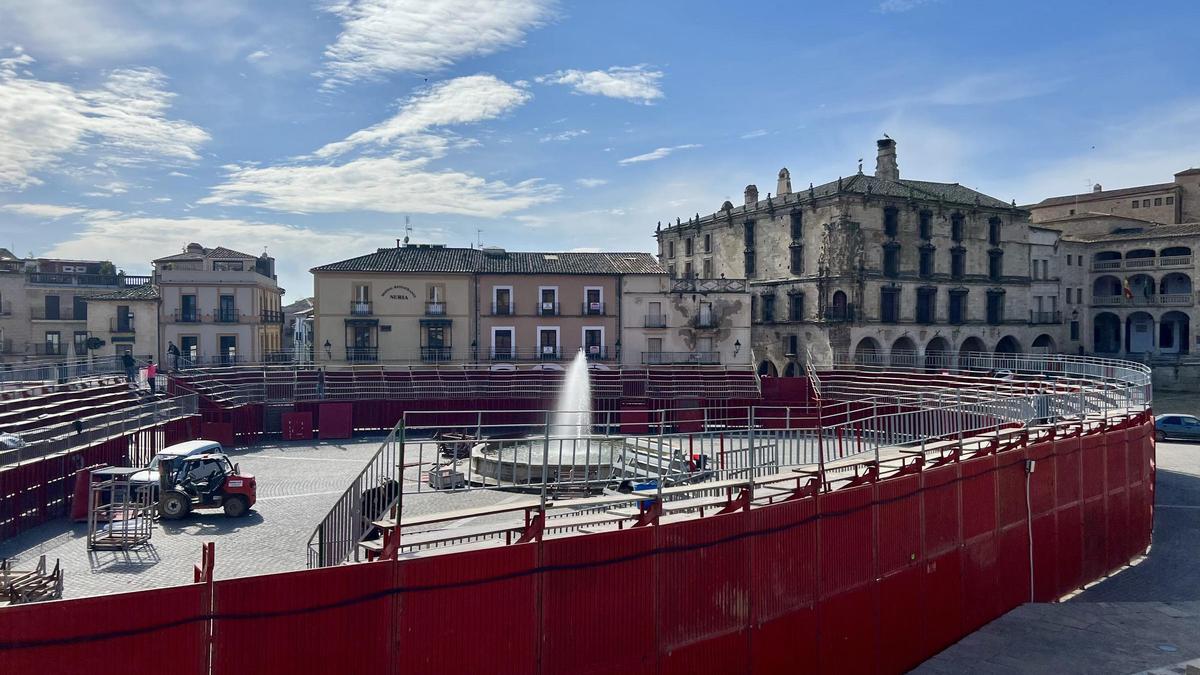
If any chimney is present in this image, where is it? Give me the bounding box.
[744,184,759,206]
[1092,183,1102,193]
[777,168,792,195]
[875,137,899,181]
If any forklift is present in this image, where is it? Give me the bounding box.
[157,453,257,519]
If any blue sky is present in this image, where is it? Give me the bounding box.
[1,0,1198,299]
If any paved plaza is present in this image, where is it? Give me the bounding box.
[916,438,1200,674]
[0,436,511,599]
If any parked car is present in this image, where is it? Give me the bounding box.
[1154,414,1200,442]
[0,433,25,450]
[130,440,225,489]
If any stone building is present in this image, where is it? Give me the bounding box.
[655,137,1067,373]
[311,244,749,367]
[83,284,160,360]
[154,243,285,365]
[1026,168,1200,224]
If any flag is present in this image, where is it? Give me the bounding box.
[1122,278,1133,299]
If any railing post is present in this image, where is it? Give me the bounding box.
[748,407,756,501]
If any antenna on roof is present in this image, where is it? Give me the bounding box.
[476,228,483,248]
[403,215,412,245]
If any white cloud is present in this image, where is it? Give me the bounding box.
[618,144,701,165]
[0,1,164,63]
[315,75,530,157]
[202,154,559,217]
[540,129,588,143]
[0,52,209,189]
[575,178,607,188]
[246,49,271,62]
[318,0,555,87]
[740,129,768,139]
[878,0,938,13]
[536,65,663,104]
[0,203,89,218]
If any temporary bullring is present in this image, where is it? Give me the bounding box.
[0,352,1154,675]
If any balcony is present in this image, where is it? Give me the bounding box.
[350,301,373,316]
[345,346,378,363]
[641,351,719,365]
[670,278,748,293]
[0,338,11,354]
[644,314,667,328]
[538,302,560,317]
[261,310,285,324]
[584,345,610,360]
[1093,294,1197,307]
[691,315,718,329]
[0,301,10,316]
[1160,255,1193,267]
[215,309,241,323]
[1091,255,1194,271]
[173,309,201,323]
[425,301,447,316]
[420,346,453,362]
[28,343,65,356]
[31,307,84,321]
[1029,310,1062,325]
[1091,260,1122,271]
[110,317,135,332]
[823,305,856,322]
[491,302,514,316]
[582,302,605,316]
[538,346,562,360]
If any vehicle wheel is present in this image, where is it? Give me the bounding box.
[159,491,191,520]
[223,496,249,518]
[1156,430,1167,442]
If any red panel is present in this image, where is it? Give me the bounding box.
[1027,442,1056,516]
[1031,513,1059,602]
[922,464,960,556]
[961,536,999,634]
[960,455,996,541]
[1055,437,1081,508]
[1106,489,1129,572]
[1080,435,1105,500]
[281,412,313,440]
[996,523,1030,613]
[675,405,705,433]
[876,475,921,576]
[1106,440,1127,493]
[619,402,650,435]
[0,584,207,675]
[656,513,749,671]
[1054,504,1083,595]
[877,566,925,674]
[397,544,538,675]
[541,528,656,675]
[753,610,817,675]
[1081,498,1107,583]
[1127,481,1149,559]
[751,496,816,622]
[200,420,235,448]
[317,402,353,439]
[817,583,877,675]
[995,451,1027,528]
[818,485,874,595]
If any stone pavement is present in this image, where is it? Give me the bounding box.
[915,439,1200,674]
[0,436,511,599]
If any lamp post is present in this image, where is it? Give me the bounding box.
[323,340,332,360]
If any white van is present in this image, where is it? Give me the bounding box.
[130,440,225,488]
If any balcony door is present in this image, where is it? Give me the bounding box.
[699,302,713,327]
[583,327,603,359]
[491,328,513,360]
[44,295,60,321]
[352,284,371,316]
[493,287,512,315]
[539,328,559,359]
[219,335,237,364]
[539,287,558,316]
[181,294,197,322]
[219,295,236,322]
[585,287,602,315]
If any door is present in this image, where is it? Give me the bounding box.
[45,331,61,356]
[699,302,713,327]
[352,284,370,315]
[219,336,237,363]
[219,295,236,322]
[181,294,197,322]
[494,288,511,315]
[539,329,558,359]
[181,336,198,365]
[44,295,60,321]
[646,338,663,365]
[493,329,512,359]
[1182,416,1200,440]
[586,288,602,315]
[540,288,557,316]
[584,328,603,358]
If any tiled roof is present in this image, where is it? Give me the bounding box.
[312,247,664,275]
[155,245,258,262]
[84,283,160,301]
[1060,222,1200,243]
[1036,212,1163,228]
[1029,182,1177,209]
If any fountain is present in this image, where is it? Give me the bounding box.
[551,350,593,440]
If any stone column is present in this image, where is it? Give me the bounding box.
[1151,318,1160,354]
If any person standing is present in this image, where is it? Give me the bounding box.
[121,351,136,384]
[146,357,158,393]
[167,341,180,371]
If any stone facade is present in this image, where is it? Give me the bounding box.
[655,138,1066,374]
[84,285,160,360]
[619,275,751,367]
[1026,167,1200,225]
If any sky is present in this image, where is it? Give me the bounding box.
[1,0,1198,300]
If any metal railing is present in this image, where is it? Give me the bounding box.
[110,317,135,332]
[425,302,446,316]
[1029,310,1062,324]
[173,309,201,323]
[490,301,514,316]
[1093,293,1196,307]
[642,351,719,365]
[1092,255,1193,271]
[350,301,373,316]
[537,302,560,316]
[644,314,667,328]
[30,307,84,321]
[215,309,240,323]
[582,302,605,316]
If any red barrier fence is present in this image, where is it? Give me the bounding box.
[0,415,1153,675]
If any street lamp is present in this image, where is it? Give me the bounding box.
[323,340,332,360]
[733,340,742,358]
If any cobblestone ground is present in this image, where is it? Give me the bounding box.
[915,438,1200,674]
[0,436,509,599]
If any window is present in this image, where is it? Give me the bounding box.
[583,327,604,358]
[988,250,1003,281]
[668,264,676,278]
[73,296,87,321]
[1077,288,1084,303]
[916,287,936,324]
[788,293,804,321]
[539,287,559,316]
[43,295,60,320]
[986,289,1005,325]
[919,211,932,240]
[703,258,713,278]
[73,331,88,356]
[584,287,603,315]
[743,221,755,247]
[421,324,449,361]
[744,251,756,276]
[647,301,664,328]
[1069,209,1075,215]
[703,233,712,253]
[987,217,1002,246]
[1067,256,1072,267]
[45,331,61,355]
[213,260,244,271]
[790,245,804,274]
[1142,199,1150,207]
[1154,198,1163,206]
[668,240,675,258]
[181,294,198,322]
[1070,321,1080,341]
[884,207,899,238]
[760,294,775,323]
[785,335,799,356]
[790,212,803,240]
[880,287,900,323]
[647,337,663,353]
[491,328,513,359]
[951,248,966,279]
[684,238,693,256]
[949,290,967,325]
[538,328,560,359]
[684,261,694,278]
[919,246,934,278]
[1167,196,1175,205]
[116,304,132,331]
[493,286,513,315]
[951,213,964,242]
[883,243,900,278]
